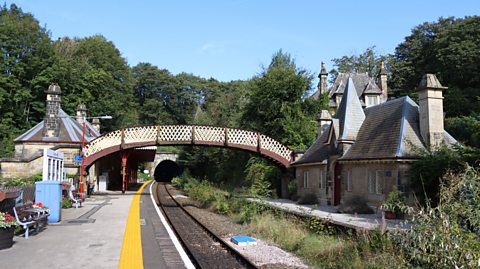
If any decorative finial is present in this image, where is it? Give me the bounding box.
[320,62,327,75]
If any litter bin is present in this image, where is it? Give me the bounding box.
[35,181,62,222]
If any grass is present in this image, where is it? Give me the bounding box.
[173,176,409,268]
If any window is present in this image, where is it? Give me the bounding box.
[368,170,384,194]
[366,95,379,107]
[347,171,352,191]
[319,170,326,189]
[375,171,383,194]
[303,171,309,188]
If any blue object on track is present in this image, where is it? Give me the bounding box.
[230,235,257,246]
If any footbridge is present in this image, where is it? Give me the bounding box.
[84,125,293,168]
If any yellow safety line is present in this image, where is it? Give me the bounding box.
[118,180,151,269]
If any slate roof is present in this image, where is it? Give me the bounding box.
[15,109,100,143]
[311,73,383,106]
[330,73,382,97]
[335,78,365,141]
[340,96,455,161]
[292,128,331,165]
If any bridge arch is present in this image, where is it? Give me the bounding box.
[84,125,292,168]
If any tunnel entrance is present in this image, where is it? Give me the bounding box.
[154,160,180,182]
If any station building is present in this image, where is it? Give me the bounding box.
[292,68,457,207]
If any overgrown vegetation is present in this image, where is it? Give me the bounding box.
[410,145,479,205]
[0,173,42,186]
[173,173,408,268]
[395,167,480,268]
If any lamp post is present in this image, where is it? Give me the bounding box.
[79,115,112,195]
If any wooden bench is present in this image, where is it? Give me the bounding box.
[13,202,50,239]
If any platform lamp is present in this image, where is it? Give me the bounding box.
[79,115,112,194]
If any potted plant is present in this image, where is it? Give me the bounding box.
[381,190,407,219]
[0,211,18,250]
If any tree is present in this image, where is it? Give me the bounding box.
[242,50,318,149]
[391,16,480,117]
[0,4,55,157]
[48,35,138,130]
[329,46,392,83]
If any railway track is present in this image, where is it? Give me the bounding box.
[153,182,258,269]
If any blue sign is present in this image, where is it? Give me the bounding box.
[73,155,82,162]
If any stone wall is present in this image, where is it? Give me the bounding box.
[295,164,329,205]
[1,144,81,179]
[340,162,412,208]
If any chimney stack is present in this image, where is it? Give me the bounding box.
[416,74,447,148]
[76,104,87,125]
[317,62,328,95]
[43,84,62,138]
[92,118,101,132]
[377,60,388,102]
[317,110,332,138]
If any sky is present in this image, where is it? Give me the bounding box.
[5,0,479,84]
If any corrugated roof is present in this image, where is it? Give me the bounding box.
[335,78,365,141]
[14,109,99,143]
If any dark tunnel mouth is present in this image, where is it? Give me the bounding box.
[154,160,180,182]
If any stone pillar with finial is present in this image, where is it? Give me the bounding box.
[317,62,328,95]
[377,60,388,102]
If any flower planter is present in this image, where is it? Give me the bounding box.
[0,227,15,250]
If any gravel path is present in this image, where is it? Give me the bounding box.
[167,185,310,268]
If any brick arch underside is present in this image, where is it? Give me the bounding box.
[84,141,290,169]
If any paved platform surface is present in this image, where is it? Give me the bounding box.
[0,190,133,268]
[0,182,188,269]
[249,198,411,230]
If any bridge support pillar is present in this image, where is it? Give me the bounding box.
[120,151,130,194]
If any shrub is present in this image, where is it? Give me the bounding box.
[381,190,409,217]
[288,180,298,200]
[245,158,276,197]
[395,167,480,268]
[337,195,374,214]
[297,192,318,205]
[61,197,72,209]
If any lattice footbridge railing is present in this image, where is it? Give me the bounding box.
[84,125,293,167]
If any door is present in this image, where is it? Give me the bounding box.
[333,163,341,205]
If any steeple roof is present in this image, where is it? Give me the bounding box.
[335,78,365,141]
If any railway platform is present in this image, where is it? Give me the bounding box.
[0,181,190,269]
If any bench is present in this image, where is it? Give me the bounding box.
[68,190,83,208]
[13,202,50,239]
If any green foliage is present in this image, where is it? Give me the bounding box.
[287,179,298,199]
[391,16,480,117]
[244,158,277,197]
[410,146,466,205]
[445,115,480,147]
[0,4,55,157]
[2,173,42,186]
[329,46,392,83]
[381,190,409,217]
[396,167,480,268]
[61,197,72,209]
[241,50,317,149]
